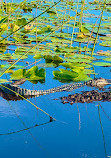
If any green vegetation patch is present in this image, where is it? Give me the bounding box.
[10,66,46,84]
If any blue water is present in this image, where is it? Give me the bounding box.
[0,0,111,158]
[0,66,111,158]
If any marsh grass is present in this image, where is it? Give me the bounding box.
[91,0,107,56]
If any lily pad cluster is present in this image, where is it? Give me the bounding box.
[53,68,92,83]
[0,0,111,84]
[11,66,45,84]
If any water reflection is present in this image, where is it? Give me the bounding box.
[0,120,53,136]
[0,90,32,101]
[98,105,107,158]
[0,84,111,157]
